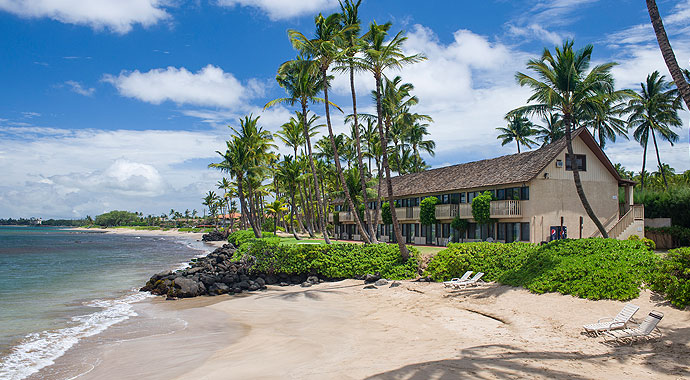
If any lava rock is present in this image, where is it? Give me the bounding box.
[374,279,388,286]
[363,274,381,283]
[306,276,319,285]
[174,277,206,297]
[390,282,401,288]
[300,282,312,288]
[363,285,377,289]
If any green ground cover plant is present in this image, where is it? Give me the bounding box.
[228,229,279,247]
[648,247,690,308]
[234,239,418,280]
[425,238,658,301]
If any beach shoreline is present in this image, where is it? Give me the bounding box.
[41,278,690,379]
[69,226,229,249]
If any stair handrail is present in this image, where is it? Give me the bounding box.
[590,212,621,238]
[608,207,635,239]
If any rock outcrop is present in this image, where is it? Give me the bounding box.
[140,244,322,298]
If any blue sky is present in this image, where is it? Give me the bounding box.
[0,0,688,219]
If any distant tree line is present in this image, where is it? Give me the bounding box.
[0,218,89,226]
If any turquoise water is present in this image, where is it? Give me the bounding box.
[0,226,210,379]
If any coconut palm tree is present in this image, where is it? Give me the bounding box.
[265,199,288,236]
[646,0,690,109]
[289,13,373,244]
[582,94,629,149]
[534,113,564,146]
[357,21,426,259]
[626,71,682,190]
[512,40,628,237]
[202,192,218,228]
[265,57,331,243]
[405,121,435,173]
[277,155,302,240]
[496,113,537,153]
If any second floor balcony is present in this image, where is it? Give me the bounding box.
[458,200,522,219]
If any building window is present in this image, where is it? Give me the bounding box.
[467,223,476,239]
[460,192,466,203]
[450,193,460,204]
[468,191,478,203]
[565,154,587,171]
[520,186,529,200]
[521,222,530,241]
[497,188,506,200]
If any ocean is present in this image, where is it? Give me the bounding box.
[0,226,211,380]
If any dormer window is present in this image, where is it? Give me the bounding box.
[565,154,586,171]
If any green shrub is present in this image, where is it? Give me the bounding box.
[420,197,438,226]
[424,239,658,301]
[635,187,690,228]
[627,234,656,250]
[228,229,274,246]
[234,240,419,280]
[649,247,690,308]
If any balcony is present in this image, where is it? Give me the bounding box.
[435,204,459,219]
[339,211,355,223]
[458,200,522,219]
[395,206,420,221]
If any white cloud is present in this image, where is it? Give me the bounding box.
[605,0,690,47]
[103,65,263,108]
[65,80,95,96]
[216,0,338,20]
[0,0,170,34]
[506,24,565,46]
[0,126,229,218]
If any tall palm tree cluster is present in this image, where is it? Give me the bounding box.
[206,1,431,259]
[503,40,686,236]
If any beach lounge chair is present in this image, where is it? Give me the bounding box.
[603,311,664,344]
[443,271,472,288]
[453,272,485,289]
[582,304,639,336]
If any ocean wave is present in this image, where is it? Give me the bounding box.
[0,292,152,380]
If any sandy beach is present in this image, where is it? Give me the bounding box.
[71,227,228,248]
[48,277,689,380]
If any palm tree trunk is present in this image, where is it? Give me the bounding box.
[564,118,608,238]
[321,67,371,243]
[641,133,648,190]
[350,65,377,243]
[289,189,300,240]
[375,74,409,259]
[516,140,521,153]
[301,102,330,244]
[245,179,262,238]
[237,175,260,238]
[646,0,690,109]
[650,130,669,189]
[298,181,315,237]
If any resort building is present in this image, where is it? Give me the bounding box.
[331,128,644,245]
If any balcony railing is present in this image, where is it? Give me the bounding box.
[339,211,354,222]
[435,204,459,219]
[490,200,522,218]
[395,206,420,221]
[458,201,522,219]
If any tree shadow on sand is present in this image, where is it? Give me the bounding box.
[254,282,364,301]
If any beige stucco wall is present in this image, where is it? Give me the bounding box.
[526,136,620,243]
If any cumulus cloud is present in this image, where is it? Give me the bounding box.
[0,126,229,218]
[65,80,95,96]
[0,0,170,34]
[216,0,338,20]
[103,65,262,108]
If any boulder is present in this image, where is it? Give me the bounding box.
[389,282,401,288]
[300,282,312,288]
[255,277,266,287]
[265,274,277,285]
[174,277,206,297]
[363,274,381,283]
[374,279,388,286]
[306,276,319,285]
[202,230,226,241]
[238,280,250,290]
[209,283,230,295]
[363,285,377,289]
[249,283,260,291]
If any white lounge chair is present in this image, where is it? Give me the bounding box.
[453,272,485,289]
[603,311,664,344]
[443,271,472,288]
[583,304,639,336]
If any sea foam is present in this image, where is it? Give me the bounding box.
[0,292,152,380]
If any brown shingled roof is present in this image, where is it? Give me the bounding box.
[384,128,585,198]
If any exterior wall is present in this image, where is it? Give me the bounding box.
[527,136,620,243]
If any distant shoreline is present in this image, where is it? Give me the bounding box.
[69,226,228,248]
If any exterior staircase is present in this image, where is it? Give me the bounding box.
[591,205,644,239]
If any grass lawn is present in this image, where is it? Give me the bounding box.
[274,235,445,257]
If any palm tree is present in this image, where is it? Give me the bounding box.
[277,155,302,240]
[512,40,628,237]
[265,57,331,243]
[626,71,682,190]
[358,21,425,259]
[496,113,537,153]
[534,113,564,146]
[265,199,288,236]
[582,94,629,149]
[646,0,690,109]
[289,13,373,244]
[405,121,435,173]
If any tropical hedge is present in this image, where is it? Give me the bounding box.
[648,247,690,308]
[233,239,419,280]
[425,238,658,301]
[635,187,690,228]
[228,229,277,247]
